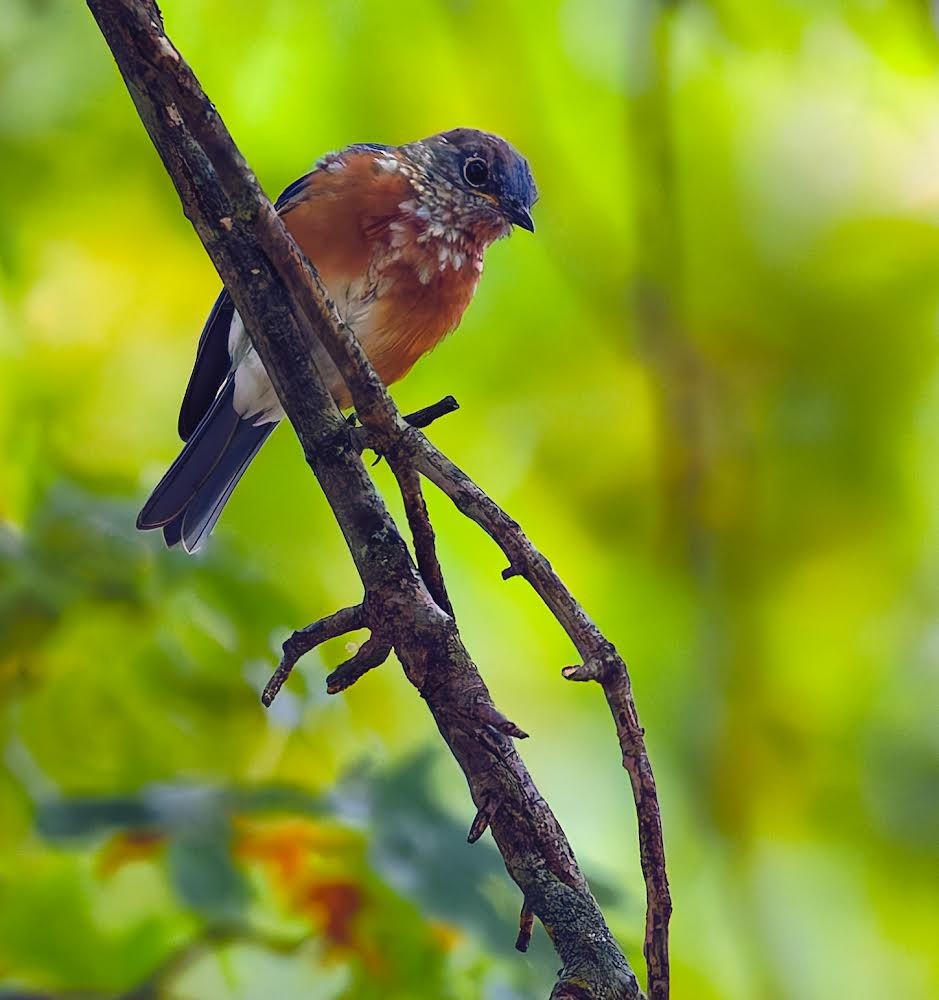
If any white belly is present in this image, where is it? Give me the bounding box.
[227,287,374,424]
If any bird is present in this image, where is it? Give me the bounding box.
[136,128,537,552]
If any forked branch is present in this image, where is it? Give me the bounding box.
[86,2,667,996]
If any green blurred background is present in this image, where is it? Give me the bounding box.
[2,0,938,997]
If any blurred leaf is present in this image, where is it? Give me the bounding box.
[36,795,158,839]
[167,823,251,922]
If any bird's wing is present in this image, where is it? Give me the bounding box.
[177,290,235,440]
[176,173,325,441]
[176,146,408,439]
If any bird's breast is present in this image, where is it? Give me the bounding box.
[277,155,489,405]
[356,233,484,389]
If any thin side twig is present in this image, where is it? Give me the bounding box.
[516,898,535,953]
[467,795,499,844]
[263,603,366,706]
[401,395,460,430]
[390,459,453,617]
[414,433,671,996]
[326,634,393,694]
[355,395,460,454]
[565,660,669,992]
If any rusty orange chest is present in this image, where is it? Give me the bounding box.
[276,147,507,404]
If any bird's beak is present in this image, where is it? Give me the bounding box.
[503,202,535,233]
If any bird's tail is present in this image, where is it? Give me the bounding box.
[137,378,274,552]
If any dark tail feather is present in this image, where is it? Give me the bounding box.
[161,516,184,549]
[174,419,273,551]
[137,378,274,552]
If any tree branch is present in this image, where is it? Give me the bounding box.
[86,2,667,995]
[414,434,671,996]
[262,603,368,706]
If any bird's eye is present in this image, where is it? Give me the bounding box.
[462,157,489,188]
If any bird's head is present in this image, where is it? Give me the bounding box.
[403,128,538,237]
